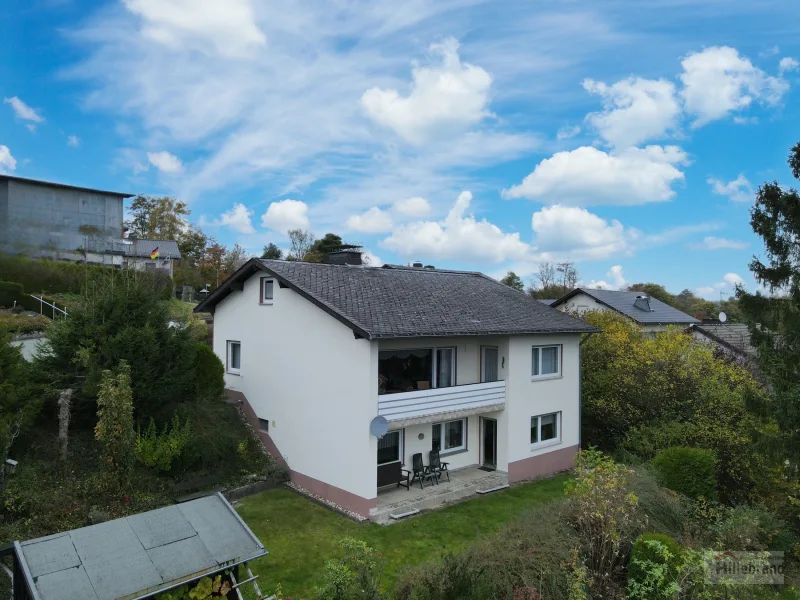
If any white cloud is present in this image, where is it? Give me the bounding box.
[122,0,266,58]
[732,116,759,125]
[0,145,17,173]
[4,96,44,123]
[362,251,384,267]
[708,174,754,203]
[392,196,431,218]
[688,236,749,251]
[531,205,639,261]
[583,77,680,147]
[556,125,580,140]
[585,265,626,290]
[361,38,492,144]
[503,145,688,206]
[779,57,799,75]
[67,135,81,148]
[261,199,310,232]
[696,272,745,300]
[147,150,183,173]
[216,203,256,234]
[346,207,394,233]
[680,46,788,127]
[382,191,530,263]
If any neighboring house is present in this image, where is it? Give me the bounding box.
[0,174,132,265]
[123,239,182,278]
[687,322,756,361]
[551,288,699,332]
[195,258,596,519]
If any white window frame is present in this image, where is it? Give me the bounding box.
[530,411,561,449]
[433,347,456,388]
[227,340,241,374]
[260,277,274,304]
[531,344,562,380]
[377,430,403,466]
[432,418,467,455]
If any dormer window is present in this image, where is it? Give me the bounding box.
[261,278,274,304]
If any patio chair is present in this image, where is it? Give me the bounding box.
[410,453,437,489]
[429,450,450,483]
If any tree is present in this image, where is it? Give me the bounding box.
[557,261,579,292]
[627,283,674,306]
[500,271,524,291]
[262,243,282,260]
[537,261,556,290]
[198,241,227,287]
[222,243,248,276]
[737,140,800,461]
[95,360,135,470]
[0,335,40,480]
[125,196,190,241]
[287,229,315,261]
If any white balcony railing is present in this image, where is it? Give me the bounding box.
[378,380,505,425]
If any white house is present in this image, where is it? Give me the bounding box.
[195,258,597,519]
[123,239,182,279]
[550,288,698,332]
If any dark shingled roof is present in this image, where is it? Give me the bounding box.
[552,288,699,325]
[124,239,182,259]
[689,323,755,356]
[195,259,597,340]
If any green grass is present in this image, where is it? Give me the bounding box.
[235,474,570,598]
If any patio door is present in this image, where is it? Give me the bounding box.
[482,418,497,469]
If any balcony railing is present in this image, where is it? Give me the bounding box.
[378,380,505,425]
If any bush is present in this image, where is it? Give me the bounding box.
[135,414,192,473]
[0,312,50,335]
[193,342,224,401]
[706,504,798,553]
[312,538,384,600]
[94,361,136,470]
[627,533,683,600]
[629,467,688,541]
[651,447,717,501]
[0,254,111,295]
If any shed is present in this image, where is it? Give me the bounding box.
[3,493,267,600]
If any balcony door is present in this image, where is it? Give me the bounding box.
[481,346,499,383]
[482,417,497,469]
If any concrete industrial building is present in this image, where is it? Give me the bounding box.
[0,175,134,265]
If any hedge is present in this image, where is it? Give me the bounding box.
[0,254,112,295]
[0,281,67,313]
[651,446,718,501]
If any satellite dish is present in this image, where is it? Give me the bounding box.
[719,311,727,323]
[369,416,389,439]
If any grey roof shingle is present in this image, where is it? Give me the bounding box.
[196,260,597,339]
[553,288,699,325]
[124,239,182,259]
[690,323,755,356]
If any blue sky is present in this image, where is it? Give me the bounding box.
[2,0,799,298]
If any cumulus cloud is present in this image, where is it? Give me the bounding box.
[261,199,310,232]
[0,145,17,173]
[556,125,580,140]
[583,77,680,147]
[123,0,266,58]
[688,236,749,251]
[708,174,754,203]
[67,135,81,148]
[382,191,530,263]
[502,145,688,206]
[680,46,788,127]
[696,272,745,300]
[216,203,256,234]
[392,196,431,218]
[346,207,394,233]
[4,96,44,123]
[779,57,799,75]
[147,150,183,173]
[361,38,492,144]
[531,206,639,261]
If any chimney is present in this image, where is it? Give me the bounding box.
[412,261,423,268]
[424,265,435,270]
[633,295,653,312]
[326,249,363,266]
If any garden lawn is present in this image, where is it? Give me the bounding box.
[235,474,570,598]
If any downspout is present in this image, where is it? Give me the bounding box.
[578,332,596,450]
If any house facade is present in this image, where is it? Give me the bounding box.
[196,259,596,518]
[122,239,182,279]
[0,175,132,265]
[551,288,699,332]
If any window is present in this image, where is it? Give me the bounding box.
[377,430,402,465]
[227,341,241,373]
[435,347,455,388]
[258,418,269,432]
[261,278,274,303]
[481,346,499,383]
[530,412,561,446]
[432,419,466,453]
[532,345,561,378]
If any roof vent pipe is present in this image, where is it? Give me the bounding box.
[633,295,653,312]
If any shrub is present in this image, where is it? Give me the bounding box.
[193,342,224,402]
[706,504,798,553]
[627,533,683,600]
[565,449,646,597]
[629,467,688,540]
[94,361,136,470]
[651,447,717,501]
[135,413,192,473]
[0,312,50,335]
[312,538,384,600]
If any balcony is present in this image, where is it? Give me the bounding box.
[377,380,505,427]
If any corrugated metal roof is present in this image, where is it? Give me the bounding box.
[554,288,699,325]
[124,239,182,259]
[196,259,598,339]
[18,494,266,600]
